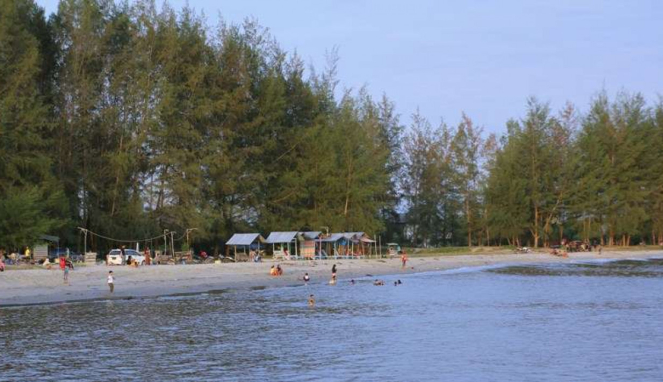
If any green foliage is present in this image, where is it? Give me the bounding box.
[1,0,661,252]
[0,0,67,249]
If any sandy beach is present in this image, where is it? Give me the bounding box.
[1,249,661,307]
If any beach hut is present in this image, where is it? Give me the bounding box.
[354,232,376,258]
[298,231,321,260]
[321,233,350,259]
[226,233,265,261]
[265,231,299,260]
[341,232,376,258]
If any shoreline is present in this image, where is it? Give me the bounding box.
[1,250,661,308]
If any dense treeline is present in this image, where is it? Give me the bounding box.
[402,96,663,248]
[1,0,402,253]
[1,0,662,253]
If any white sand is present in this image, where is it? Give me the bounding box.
[1,249,661,306]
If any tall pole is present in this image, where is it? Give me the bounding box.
[185,228,198,252]
[170,231,176,260]
[164,230,168,256]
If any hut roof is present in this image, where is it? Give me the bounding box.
[343,232,365,239]
[265,231,299,244]
[300,231,322,240]
[226,233,264,246]
[321,233,346,243]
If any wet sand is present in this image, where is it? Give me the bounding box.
[1,249,661,306]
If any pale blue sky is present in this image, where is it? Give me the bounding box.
[38,0,663,134]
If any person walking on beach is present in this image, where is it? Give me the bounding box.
[63,260,71,284]
[59,255,66,274]
[401,251,408,269]
[107,271,115,293]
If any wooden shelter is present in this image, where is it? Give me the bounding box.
[265,231,299,260]
[298,231,321,260]
[225,233,265,261]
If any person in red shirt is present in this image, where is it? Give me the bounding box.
[59,256,67,282]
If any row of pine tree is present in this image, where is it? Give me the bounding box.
[1,0,662,252]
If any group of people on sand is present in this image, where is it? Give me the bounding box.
[551,240,604,257]
[269,264,283,276]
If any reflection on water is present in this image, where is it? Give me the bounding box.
[2,259,663,381]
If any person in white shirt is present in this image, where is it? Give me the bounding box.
[107,271,115,293]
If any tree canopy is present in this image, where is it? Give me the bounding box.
[1,0,661,252]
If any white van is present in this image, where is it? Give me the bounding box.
[107,249,145,265]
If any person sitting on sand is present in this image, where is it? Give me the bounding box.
[269,265,277,276]
[308,294,315,307]
[276,264,283,276]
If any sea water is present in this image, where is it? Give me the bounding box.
[1,258,663,381]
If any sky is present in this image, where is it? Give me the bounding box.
[37,0,663,135]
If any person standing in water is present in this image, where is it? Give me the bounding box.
[107,271,115,293]
[303,272,310,284]
[331,264,337,281]
[308,294,315,307]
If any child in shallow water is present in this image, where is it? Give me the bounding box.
[308,294,315,307]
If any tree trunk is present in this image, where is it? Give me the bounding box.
[465,197,472,247]
[533,206,540,248]
[110,134,124,217]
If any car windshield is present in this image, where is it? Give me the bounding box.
[110,249,140,256]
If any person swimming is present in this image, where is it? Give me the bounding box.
[373,279,384,286]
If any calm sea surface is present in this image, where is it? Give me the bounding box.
[2,258,663,381]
